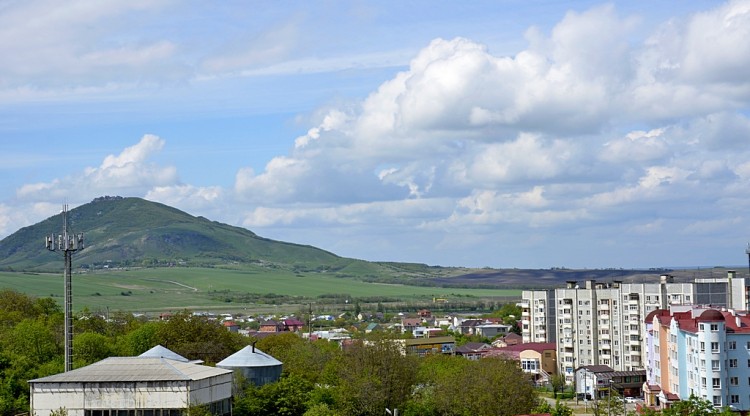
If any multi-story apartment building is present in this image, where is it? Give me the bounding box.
[521,271,750,382]
[518,289,556,344]
[644,305,750,411]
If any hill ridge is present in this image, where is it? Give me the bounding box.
[0,196,350,272]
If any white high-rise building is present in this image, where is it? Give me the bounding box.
[520,271,750,382]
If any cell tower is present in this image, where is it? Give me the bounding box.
[45,205,84,372]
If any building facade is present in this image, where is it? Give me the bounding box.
[29,357,233,416]
[521,271,750,381]
[645,306,750,411]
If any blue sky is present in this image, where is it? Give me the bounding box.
[2,0,750,269]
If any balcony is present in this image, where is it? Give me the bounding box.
[522,311,530,317]
[518,301,530,309]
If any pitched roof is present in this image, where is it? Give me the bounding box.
[495,342,556,353]
[216,345,282,368]
[29,357,230,383]
[579,365,615,373]
[456,342,491,353]
[139,345,189,362]
[401,318,422,326]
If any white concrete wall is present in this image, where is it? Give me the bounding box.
[31,376,232,416]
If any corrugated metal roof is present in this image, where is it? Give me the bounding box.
[29,357,231,384]
[216,345,282,368]
[138,345,189,362]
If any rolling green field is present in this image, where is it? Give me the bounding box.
[0,267,520,314]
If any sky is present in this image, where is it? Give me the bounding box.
[1,0,750,270]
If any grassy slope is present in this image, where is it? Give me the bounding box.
[0,268,520,313]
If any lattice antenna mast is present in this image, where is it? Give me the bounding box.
[45,204,84,372]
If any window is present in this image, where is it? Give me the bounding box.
[729,341,736,350]
[701,377,706,387]
[713,378,721,388]
[730,377,739,386]
[522,359,539,371]
[711,324,719,331]
[731,395,739,404]
[730,359,738,368]
[700,342,705,352]
[711,342,719,352]
[713,396,722,406]
[712,360,720,370]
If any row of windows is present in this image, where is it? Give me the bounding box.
[82,399,231,416]
[85,410,181,416]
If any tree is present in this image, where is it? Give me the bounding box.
[118,321,161,356]
[550,373,566,399]
[155,311,246,363]
[234,373,314,416]
[417,355,537,416]
[74,332,113,366]
[662,395,721,416]
[591,385,625,416]
[330,340,418,416]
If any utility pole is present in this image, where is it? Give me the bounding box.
[307,303,313,341]
[45,205,84,372]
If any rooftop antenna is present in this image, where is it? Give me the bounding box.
[45,204,84,372]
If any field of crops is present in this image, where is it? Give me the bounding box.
[0,267,520,314]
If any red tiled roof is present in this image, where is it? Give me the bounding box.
[673,308,750,334]
[697,309,724,322]
[644,309,669,324]
[665,392,679,401]
[495,342,556,353]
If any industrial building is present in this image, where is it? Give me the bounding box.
[29,356,233,416]
[216,344,282,386]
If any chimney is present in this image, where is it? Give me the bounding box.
[252,341,257,353]
[566,281,577,289]
[585,280,595,290]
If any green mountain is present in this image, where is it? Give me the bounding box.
[0,196,378,273]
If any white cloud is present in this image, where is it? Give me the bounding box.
[145,184,224,210]
[17,135,178,203]
[228,1,750,258]
[600,128,670,164]
[5,1,750,268]
[0,0,178,92]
